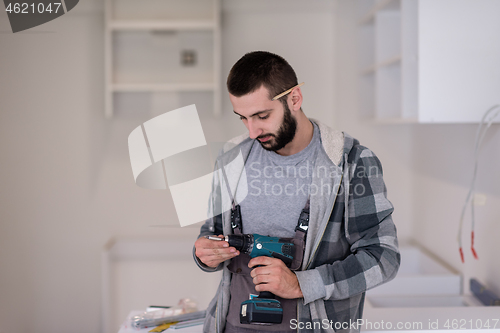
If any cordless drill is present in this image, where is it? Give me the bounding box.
[206,234,296,324]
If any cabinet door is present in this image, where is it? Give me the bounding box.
[418,0,500,123]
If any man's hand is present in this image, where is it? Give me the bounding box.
[194,235,240,268]
[248,256,303,299]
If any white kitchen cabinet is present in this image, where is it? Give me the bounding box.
[101,230,221,333]
[105,0,221,118]
[358,0,500,123]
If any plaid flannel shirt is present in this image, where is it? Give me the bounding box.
[194,120,400,333]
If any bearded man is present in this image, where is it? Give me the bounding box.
[194,51,400,333]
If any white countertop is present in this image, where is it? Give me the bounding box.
[118,304,500,333]
[362,304,500,332]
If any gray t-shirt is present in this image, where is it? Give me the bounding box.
[225,122,321,333]
[239,121,320,236]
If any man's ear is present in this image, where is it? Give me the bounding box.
[289,87,303,112]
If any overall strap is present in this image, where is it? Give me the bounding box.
[220,161,243,234]
[294,197,310,242]
[293,140,317,241]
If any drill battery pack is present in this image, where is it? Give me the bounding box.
[240,298,283,324]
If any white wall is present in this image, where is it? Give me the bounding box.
[411,124,500,296]
[335,0,500,296]
[0,1,336,333]
[0,2,105,333]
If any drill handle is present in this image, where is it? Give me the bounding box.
[258,291,275,299]
[253,264,275,299]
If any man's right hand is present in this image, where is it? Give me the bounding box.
[194,235,240,268]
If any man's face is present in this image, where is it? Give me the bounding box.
[230,85,297,152]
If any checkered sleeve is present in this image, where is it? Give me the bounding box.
[297,146,400,304]
[193,213,224,272]
[193,161,225,273]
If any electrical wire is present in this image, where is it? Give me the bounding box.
[458,105,500,263]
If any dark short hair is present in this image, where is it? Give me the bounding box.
[227,51,298,102]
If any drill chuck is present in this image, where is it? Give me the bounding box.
[225,234,254,254]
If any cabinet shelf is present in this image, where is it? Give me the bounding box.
[373,116,417,124]
[108,19,216,31]
[111,83,216,92]
[362,54,401,75]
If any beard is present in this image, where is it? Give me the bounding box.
[257,103,297,152]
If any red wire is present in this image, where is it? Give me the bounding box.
[471,231,479,259]
[459,247,464,263]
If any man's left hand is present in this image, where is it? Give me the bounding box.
[248,256,303,299]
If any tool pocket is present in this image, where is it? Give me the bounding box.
[289,237,305,271]
[227,253,252,275]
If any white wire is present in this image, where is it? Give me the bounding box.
[471,106,500,231]
[458,105,500,257]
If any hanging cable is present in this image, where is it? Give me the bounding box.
[458,105,500,263]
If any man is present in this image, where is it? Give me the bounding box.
[194,51,400,333]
